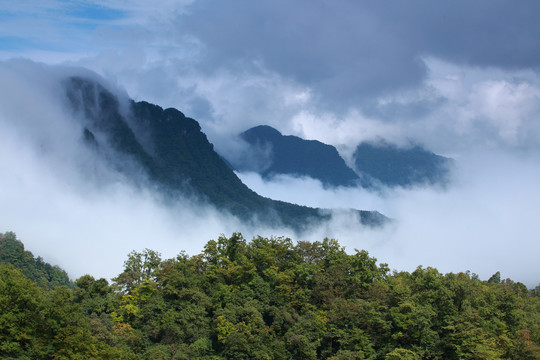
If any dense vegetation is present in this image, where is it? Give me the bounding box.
[0,232,72,289]
[65,77,385,230]
[1,231,539,359]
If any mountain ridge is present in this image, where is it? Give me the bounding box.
[232,124,451,189]
[353,142,452,188]
[64,77,387,230]
[236,125,360,187]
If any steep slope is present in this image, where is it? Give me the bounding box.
[237,125,360,187]
[353,142,452,187]
[65,78,386,230]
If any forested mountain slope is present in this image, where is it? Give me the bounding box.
[65,77,386,230]
[0,231,72,288]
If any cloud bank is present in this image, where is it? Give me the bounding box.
[238,148,540,288]
[0,60,291,280]
[0,60,378,281]
[1,2,540,287]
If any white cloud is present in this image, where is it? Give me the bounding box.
[237,150,540,288]
[289,109,405,165]
[0,60,268,280]
[4,51,540,288]
[466,80,540,145]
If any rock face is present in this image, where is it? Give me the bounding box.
[64,77,387,230]
[236,125,360,188]
[353,142,452,188]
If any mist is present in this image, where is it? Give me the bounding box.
[2,59,540,289]
[3,0,540,292]
[0,60,301,280]
[237,149,540,288]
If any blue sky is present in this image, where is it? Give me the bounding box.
[0,1,129,54]
[1,1,540,285]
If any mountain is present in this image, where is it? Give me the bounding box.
[64,77,386,230]
[353,142,452,187]
[236,125,360,187]
[233,125,451,189]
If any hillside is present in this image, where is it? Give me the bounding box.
[353,142,452,188]
[0,232,72,288]
[235,125,360,187]
[65,78,386,230]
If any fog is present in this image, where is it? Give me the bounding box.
[1,59,540,288]
[0,60,296,280]
[238,149,540,287]
[2,1,540,288]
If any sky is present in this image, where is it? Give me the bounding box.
[1,0,540,286]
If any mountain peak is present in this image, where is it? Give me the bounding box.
[242,125,282,140]
[236,125,360,188]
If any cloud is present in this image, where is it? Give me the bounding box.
[4,1,540,121]
[0,59,358,281]
[172,0,540,110]
[62,34,540,167]
[420,60,540,153]
[5,0,534,163]
[237,150,540,288]
[3,59,538,288]
[2,0,540,289]
[172,0,426,109]
[0,60,255,280]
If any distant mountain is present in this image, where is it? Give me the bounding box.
[64,78,386,230]
[233,125,451,189]
[236,125,360,187]
[353,142,452,187]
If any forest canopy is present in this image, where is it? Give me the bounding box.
[1,231,539,359]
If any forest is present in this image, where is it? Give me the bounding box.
[1,231,539,359]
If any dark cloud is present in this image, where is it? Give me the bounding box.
[411,1,540,69]
[174,0,540,109]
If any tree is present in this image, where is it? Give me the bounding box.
[113,249,162,293]
[488,271,501,284]
[0,232,72,288]
[0,263,47,358]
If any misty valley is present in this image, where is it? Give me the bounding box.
[1,62,539,359]
[3,1,540,359]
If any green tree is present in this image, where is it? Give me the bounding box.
[0,232,72,288]
[114,249,162,293]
